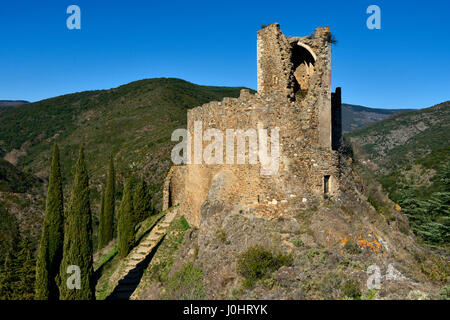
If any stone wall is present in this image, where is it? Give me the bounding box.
[162,24,342,228]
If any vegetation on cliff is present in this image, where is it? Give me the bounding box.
[347,101,450,249]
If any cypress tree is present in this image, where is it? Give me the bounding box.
[97,186,106,250]
[118,177,135,258]
[35,143,64,300]
[133,179,152,223]
[102,156,115,246]
[59,146,95,300]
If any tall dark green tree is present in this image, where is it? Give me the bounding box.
[118,177,135,258]
[35,143,65,300]
[99,156,115,248]
[0,236,36,300]
[133,179,153,223]
[97,186,106,250]
[59,146,95,300]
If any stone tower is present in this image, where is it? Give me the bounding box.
[257,23,341,150]
[163,23,342,228]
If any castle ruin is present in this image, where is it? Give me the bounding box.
[163,23,342,227]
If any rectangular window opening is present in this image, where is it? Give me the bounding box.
[324,175,330,194]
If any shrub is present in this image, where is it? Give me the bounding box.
[306,248,320,259]
[236,245,292,289]
[180,217,190,230]
[164,263,205,300]
[398,219,410,235]
[415,252,449,283]
[361,289,378,300]
[342,279,361,299]
[344,240,361,255]
[293,238,304,247]
[217,229,227,243]
[440,285,450,300]
[326,32,337,45]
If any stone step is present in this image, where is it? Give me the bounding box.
[129,257,144,262]
[107,212,178,300]
[142,238,159,244]
[139,242,156,249]
[147,235,161,241]
[123,266,135,273]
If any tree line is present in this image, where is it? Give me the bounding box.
[0,144,154,300]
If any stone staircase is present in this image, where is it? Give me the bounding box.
[106,207,178,299]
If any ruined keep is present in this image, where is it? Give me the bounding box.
[163,23,342,228]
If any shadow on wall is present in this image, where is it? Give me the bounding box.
[291,43,316,93]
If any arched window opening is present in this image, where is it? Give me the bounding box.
[291,43,316,97]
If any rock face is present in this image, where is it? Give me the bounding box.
[163,23,343,228]
[165,156,444,300]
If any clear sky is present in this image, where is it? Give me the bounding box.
[1,0,449,109]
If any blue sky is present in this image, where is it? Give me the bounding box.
[0,0,449,109]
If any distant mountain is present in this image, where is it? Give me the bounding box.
[342,103,414,133]
[0,100,29,108]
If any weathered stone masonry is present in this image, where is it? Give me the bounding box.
[163,23,342,227]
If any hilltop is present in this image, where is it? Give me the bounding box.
[0,100,29,109]
[0,78,248,209]
[342,103,413,133]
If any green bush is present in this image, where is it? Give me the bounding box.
[293,238,304,247]
[164,262,205,300]
[180,217,190,231]
[440,285,450,300]
[341,279,361,299]
[236,245,293,289]
[306,248,320,259]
